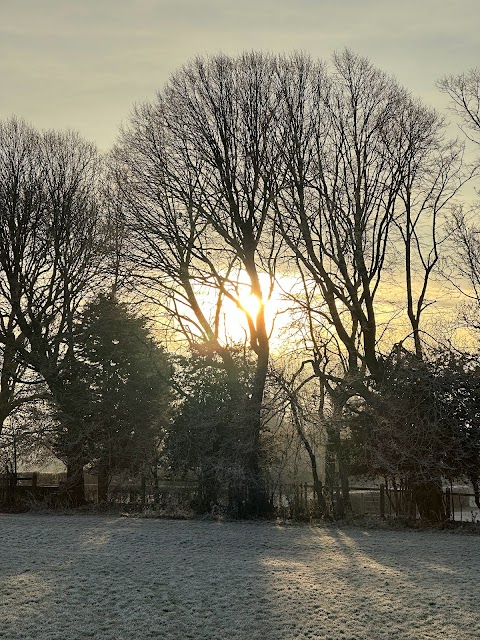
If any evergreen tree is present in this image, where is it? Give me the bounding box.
[165,351,254,514]
[75,294,171,501]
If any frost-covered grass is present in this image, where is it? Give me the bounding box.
[0,515,479,640]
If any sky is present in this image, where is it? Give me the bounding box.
[1,0,479,151]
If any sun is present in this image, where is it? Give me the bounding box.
[177,271,296,349]
[220,289,262,344]
[221,273,282,345]
[237,291,262,321]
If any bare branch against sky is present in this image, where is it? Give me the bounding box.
[1,0,478,150]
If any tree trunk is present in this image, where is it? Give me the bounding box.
[65,459,86,507]
[290,399,327,516]
[236,287,271,517]
[337,444,352,516]
[325,398,352,519]
[97,462,108,503]
[244,346,271,517]
[472,478,480,510]
[324,434,337,519]
[5,470,17,507]
[413,480,446,522]
[197,472,218,514]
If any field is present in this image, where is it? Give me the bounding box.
[0,515,479,640]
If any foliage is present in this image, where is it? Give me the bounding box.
[2,56,480,518]
[72,294,171,495]
[345,348,480,506]
[164,350,255,512]
[0,117,104,504]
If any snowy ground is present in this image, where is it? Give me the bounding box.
[0,515,479,640]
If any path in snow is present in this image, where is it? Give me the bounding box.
[0,514,479,640]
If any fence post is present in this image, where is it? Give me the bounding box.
[445,488,451,521]
[153,464,159,506]
[335,485,344,517]
[6,473,15,505]
[31,473,38,490]
[380,484,385,519]
[140,473,146,510]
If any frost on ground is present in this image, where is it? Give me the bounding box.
[0,515,479,640]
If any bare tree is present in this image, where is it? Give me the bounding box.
[438,68,480,332]
[0,118,104,504]
[438,68,480,145]
[271,51,408,512]
[113,53,281,514]
[443,206,480,327]
[275,50,410,383]
[112,51,473,520]
[272,51,471,520]
[390,102,471,358]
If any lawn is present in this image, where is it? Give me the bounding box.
[0,514,478,639]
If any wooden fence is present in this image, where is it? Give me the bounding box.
[270,482,479,521]
[0,472,61,506]
[1,473,478,521]
[107,477,200,512]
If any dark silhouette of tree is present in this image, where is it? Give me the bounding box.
[272,51,470,519]
[110,51,474,519]
[166,351,254,514]
[438,68,480,145]
[437,68,480,333]
[113,53,281,514]
[275,51,407,380]
[73,294,171,502]
[345,347,480,520]
[275,51,467,379]
[0,117,103,504]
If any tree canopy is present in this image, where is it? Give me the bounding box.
[1,52,480,520]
